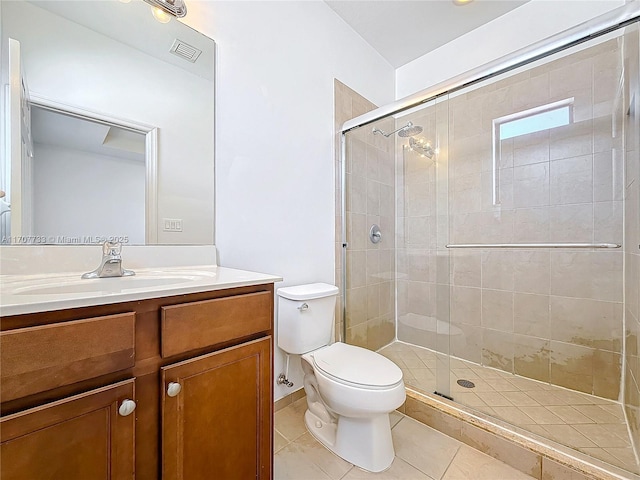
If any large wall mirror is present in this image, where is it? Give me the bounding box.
[0,0,215,245]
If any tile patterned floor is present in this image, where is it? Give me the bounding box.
[274,397,535,480]
[378,341,639,475]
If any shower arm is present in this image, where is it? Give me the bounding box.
[372,122,413,138]
[372,126,402,137]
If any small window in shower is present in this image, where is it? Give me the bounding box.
[498,100,573,139]
[491,98,573,204]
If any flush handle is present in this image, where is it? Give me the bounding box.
[298,303,309,311]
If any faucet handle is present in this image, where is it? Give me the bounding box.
[102,241,122,256]
[82,240,134,279]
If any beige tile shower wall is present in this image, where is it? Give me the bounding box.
[334,79,396,352]
[623,27,640,458]
[399,40,625,400]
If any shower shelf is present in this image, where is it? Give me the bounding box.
[445,243,621,249]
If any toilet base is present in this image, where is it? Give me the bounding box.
[304,409,395,473]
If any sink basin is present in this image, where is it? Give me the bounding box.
[10,271,215,296]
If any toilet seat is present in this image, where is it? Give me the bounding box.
[311,343,403,390]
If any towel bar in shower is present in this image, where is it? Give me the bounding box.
[445,243,621,249]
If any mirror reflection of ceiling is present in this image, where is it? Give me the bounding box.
[30,0,214,81]
[31,107,145,163]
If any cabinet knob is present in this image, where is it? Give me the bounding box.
[118,399,137,417]
[167,382,182,397]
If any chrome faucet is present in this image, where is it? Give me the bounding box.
[82,241,135,279]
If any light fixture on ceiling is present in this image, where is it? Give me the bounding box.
[151,6,172,23]
[143,0,187,22]
[452,0,474,5]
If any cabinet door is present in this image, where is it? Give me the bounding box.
[1,379,136,480]
[162,337,272,480]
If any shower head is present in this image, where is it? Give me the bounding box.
[398,122,423,137]
[372,121,423,138]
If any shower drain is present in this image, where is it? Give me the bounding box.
[457,379,476,389]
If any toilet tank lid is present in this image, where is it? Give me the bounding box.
[312,343,403,388]
[277,283,339,301]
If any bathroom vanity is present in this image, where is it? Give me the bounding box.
[0,266,280,479]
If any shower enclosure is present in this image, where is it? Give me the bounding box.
[340,5,640,477]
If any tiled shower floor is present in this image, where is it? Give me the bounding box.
[378,341,639,475]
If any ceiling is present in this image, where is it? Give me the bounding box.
[32,107,145,162]
[325,0,530,68]
[31,0,214,81]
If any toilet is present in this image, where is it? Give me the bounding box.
[277,283,405,473]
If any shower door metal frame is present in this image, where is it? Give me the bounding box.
[339,0,640,345]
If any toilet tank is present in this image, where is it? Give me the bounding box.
[277,283,339,355]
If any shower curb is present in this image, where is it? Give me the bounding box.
[402,388,638,480]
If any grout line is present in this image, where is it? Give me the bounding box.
[274,428,291,447]
[337,466,353,480]
[436,444,463,480]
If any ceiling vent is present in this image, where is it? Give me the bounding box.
[169,39,202,63]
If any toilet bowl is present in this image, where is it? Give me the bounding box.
[277,283,406,472]
[301,342,405,472]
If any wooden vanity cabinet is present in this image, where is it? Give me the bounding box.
[162,337,271,479]
[1,379,136,480]
[0,283,275,480]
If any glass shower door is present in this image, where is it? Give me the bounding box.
[395,95,451,399]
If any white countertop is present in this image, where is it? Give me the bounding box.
[0,265,282,316]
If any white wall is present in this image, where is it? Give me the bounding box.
[396,0,625,99]
[183,1,395,400]
[32,144,145,244]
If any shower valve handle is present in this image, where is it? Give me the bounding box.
[370,225,382,244]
